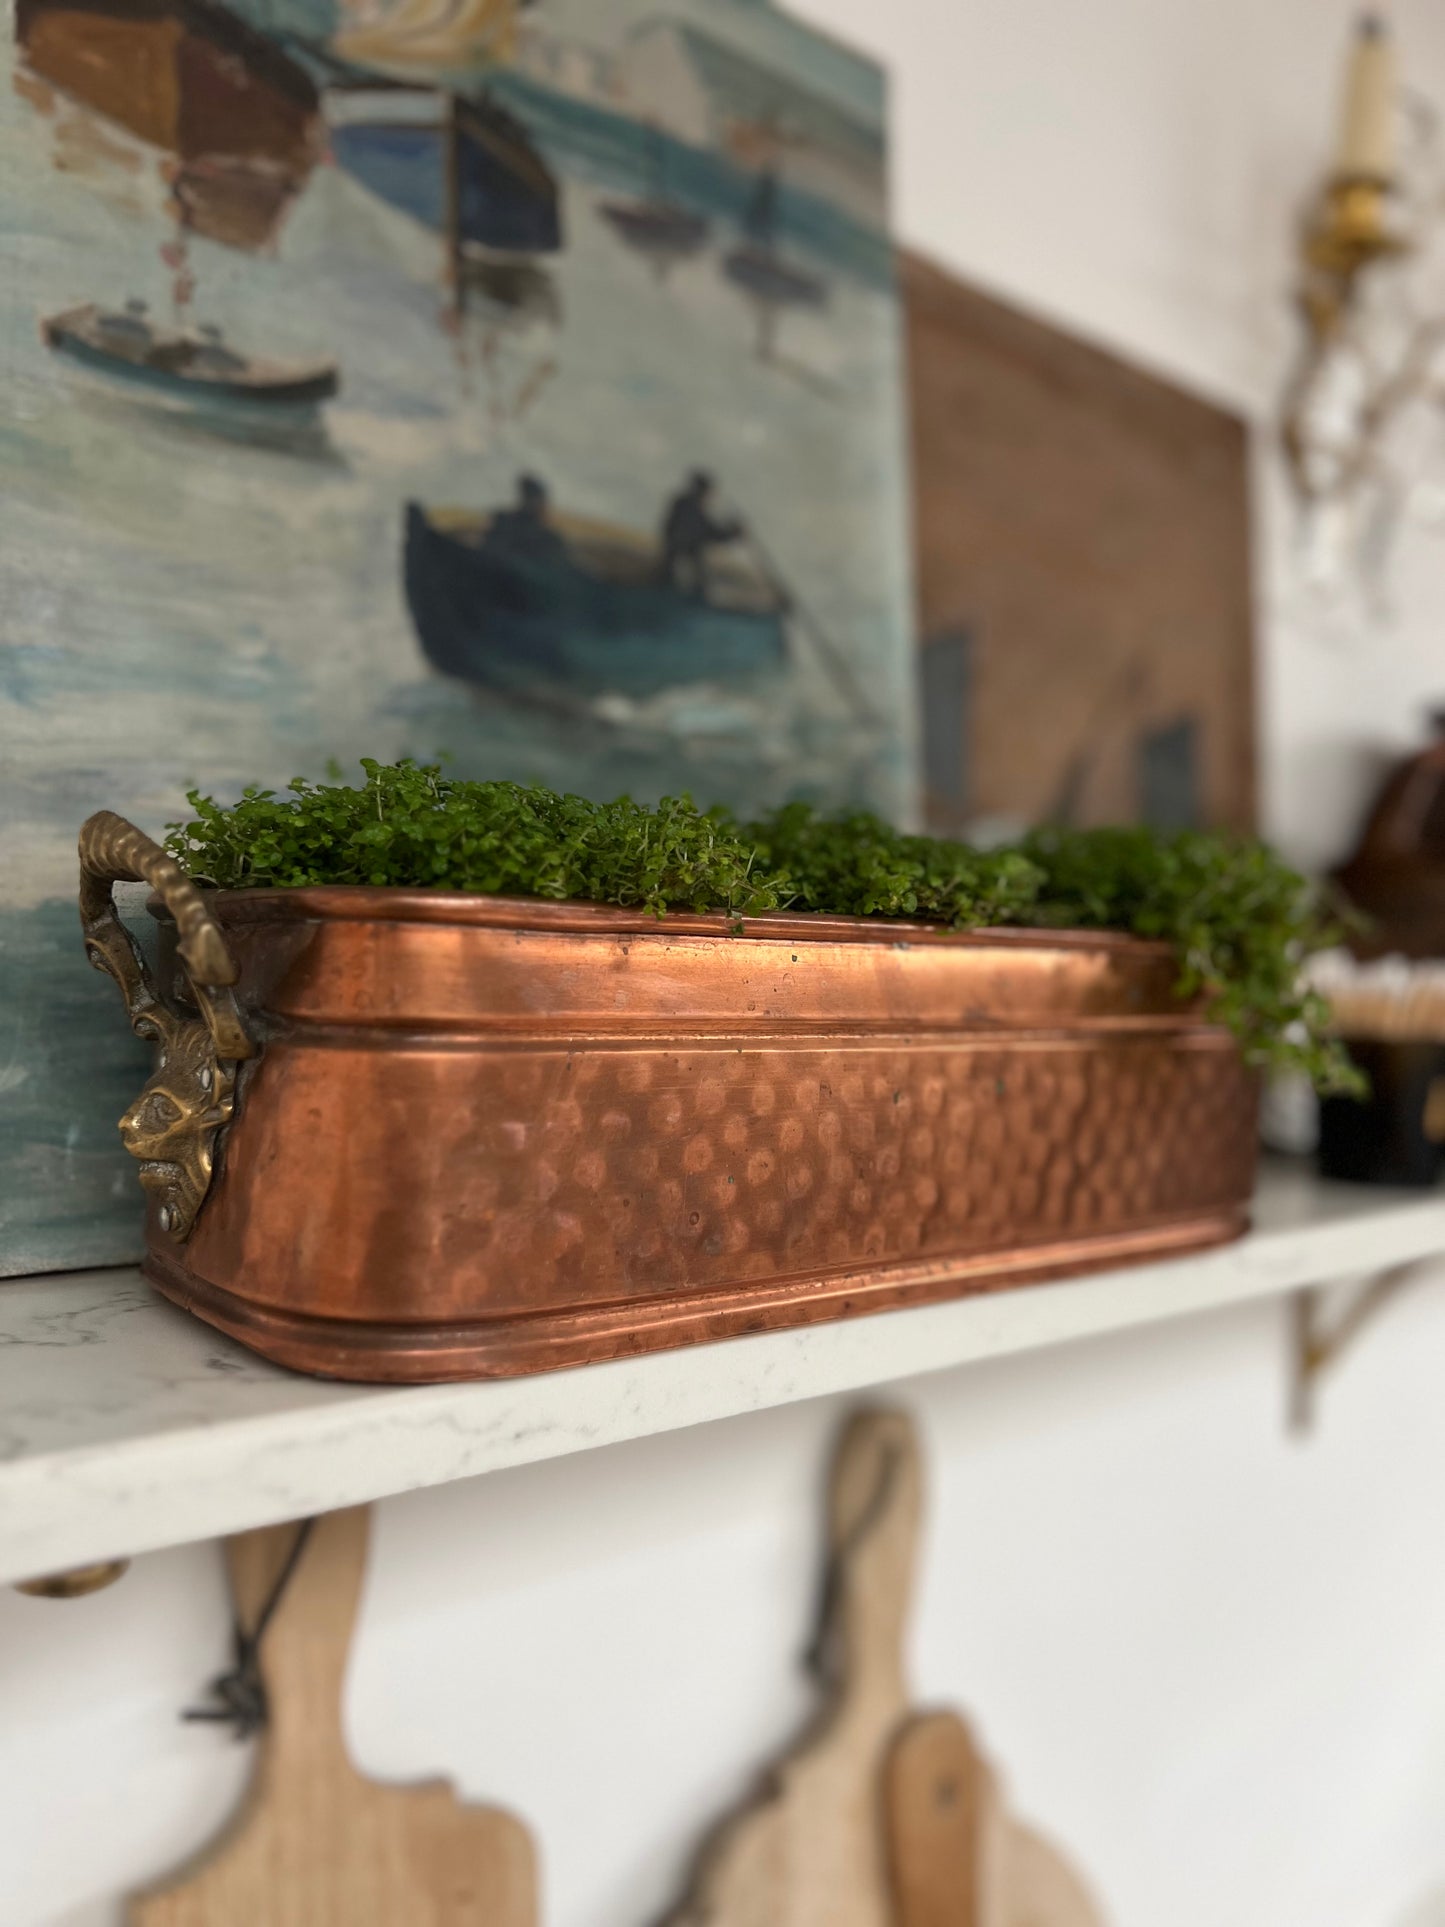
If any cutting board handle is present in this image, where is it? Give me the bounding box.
[225,1509,367,1792]
[810,1408,922,1718]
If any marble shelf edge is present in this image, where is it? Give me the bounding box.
[3,1162,1445,1587]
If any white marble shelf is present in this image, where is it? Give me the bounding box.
[3,1160,1444,1586]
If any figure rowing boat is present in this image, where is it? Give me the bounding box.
[404,499,789,701]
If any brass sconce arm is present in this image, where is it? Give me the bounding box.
[1280,173,1414,510]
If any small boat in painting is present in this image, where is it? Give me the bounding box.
[724,244,827,309]
[41,303,339,410]
[599,197,709,265]
[598,127,709,273]
[327,85,561,256]
[404,501,789,701]
[723,168,827,310]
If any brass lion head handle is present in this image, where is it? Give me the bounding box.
[79,811,255,1241]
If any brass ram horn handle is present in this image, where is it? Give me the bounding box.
[78,810,254,1240]
[79,808,237,989]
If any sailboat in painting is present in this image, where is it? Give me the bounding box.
[325,0,560,260]
[724,166,827,312]
[15,0,324,250]
[599,128,709,276]
[327,84,561,259]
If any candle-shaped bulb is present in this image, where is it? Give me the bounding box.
[1338,13,1397,180]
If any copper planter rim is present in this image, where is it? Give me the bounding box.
[170,883,1179,955]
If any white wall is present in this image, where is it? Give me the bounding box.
[793,0,1445,874]
[7,4,1445,1924]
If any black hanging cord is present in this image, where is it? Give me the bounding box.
[801,1440,902,1684]
[183,1518,316,1740]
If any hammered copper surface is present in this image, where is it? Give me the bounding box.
[142,890,1258,1380]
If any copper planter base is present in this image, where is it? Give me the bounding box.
[144,1205,1248,1381]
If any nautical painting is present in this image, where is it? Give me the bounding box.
[0,0,915,1275]
[903,251,1255,841]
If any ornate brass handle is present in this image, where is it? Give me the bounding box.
[79,811,255,1240]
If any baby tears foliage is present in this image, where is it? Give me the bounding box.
[165,761,1356,1090]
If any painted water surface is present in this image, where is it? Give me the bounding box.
[0,0,915,1271]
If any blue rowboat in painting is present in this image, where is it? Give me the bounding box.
[327,86,561,256]
[404,501,789,701]
[41,302,339,411]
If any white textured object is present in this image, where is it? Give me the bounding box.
[1306,948,1445,1041]
[2,1160,1444,1588]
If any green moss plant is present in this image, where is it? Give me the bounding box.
[166,760,1355,1091]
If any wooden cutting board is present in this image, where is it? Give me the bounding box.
[663,1407,922,1927]
[128,1507,537,1927]
[887,1710,1104,1927]
[664,1409,1106,1927]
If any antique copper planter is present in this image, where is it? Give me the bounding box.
[81,812,1259,1382]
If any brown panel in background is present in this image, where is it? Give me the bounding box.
[902,251,1256,837]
